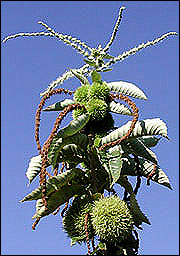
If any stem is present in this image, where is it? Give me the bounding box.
[38,102,86,209]
[147,163,157,186]
[85,213,91,255]
[99,93,139,150]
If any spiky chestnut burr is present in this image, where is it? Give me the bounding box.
[91,195,134,244]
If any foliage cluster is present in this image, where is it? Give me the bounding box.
[3,6,177,255]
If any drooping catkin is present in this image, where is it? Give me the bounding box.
[99,93,139,150]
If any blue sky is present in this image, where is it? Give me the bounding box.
[1,1,179,255]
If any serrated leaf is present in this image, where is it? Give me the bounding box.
[140,160,172,189]
[48,133,88,166]
[32,184,85,219]
[107,81,147,100]
[57,113,90,138]
[51,144,86,167]
[108,146,123,186]
[46,114,89,166]
[122,138,158,164]
[97,149,112,185]
[138,136,161,148]
[43,99,75,112]
[101,118,169,146]
[129,193,151,227]
[97,145,124,187]
[35,199,44,213]
[20,168,86,202]
[26,155,42,185]
[109,100,132,116]
[119,156,172,189]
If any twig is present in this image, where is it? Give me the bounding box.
[38,101,86,209]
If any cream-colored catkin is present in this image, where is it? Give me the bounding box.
[40,64,89,97]
[104,6,126,52]
[99,31,178,71]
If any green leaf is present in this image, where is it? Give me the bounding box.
[129,193,151,228]
[108,146,123,186]
[138,136,161,148]
[83,59,96,66]
[117,176,134,194]
[107,81,147,100]
[32,183,86,219]
[94,136,102,148]
[20,168,86,202]
[140,160,172,189]
[70,69,90,85]
[97,149,112,185]
[91,70,102,83]
[122,138,158,164]
[56,113,90,139]
[26,155,42,185]
[102,68,113,72]
[119,156,172,189]
[51,144,86,167]
[101,118,169,146]
[48,132,88,166]
[109,100,132,116]
[97,145,124,187]
[71,236,85,246]
[98,241,107,250]
[43,99,75,112]
[103,53,115,59]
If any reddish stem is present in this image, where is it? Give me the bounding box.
[147,164,157,185]
[85,213,91,255]
[99,93,139,150]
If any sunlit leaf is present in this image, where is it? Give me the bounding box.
[101,118,169,146]
[109,100,132,116]
[119,156,172,189]
[70,69,90,85]
[97,145,124,186]
[84,59,96,66]
[48,133,88,166]
[138,136,161,148]
[57,113,90,138]
[122,138,158,164]
[43,99,75,112]
[20,168,86,202]
[107,81,147,100]
[108,146,123,186]
[26,155,42,185]
[32,184,86,219]
[51,144,86,167]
